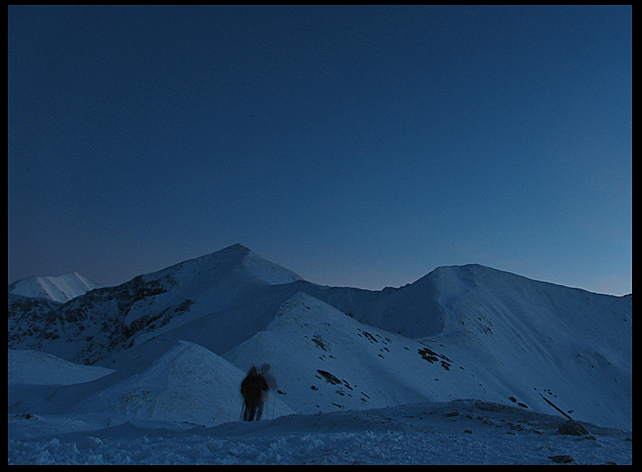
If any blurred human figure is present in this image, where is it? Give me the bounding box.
[240,366,269,421]
[257,364,278,420]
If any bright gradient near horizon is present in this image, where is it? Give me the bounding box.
[8,6,631,294]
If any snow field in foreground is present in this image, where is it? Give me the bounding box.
[8,425,632,465]
[8,401,632,465]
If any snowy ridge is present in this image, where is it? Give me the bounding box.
[9,272,100,303]
[235,246,303,285]
[225,290,631,430]
[225,292,489,413]
[7,244,305,364]
[422,265,632,430]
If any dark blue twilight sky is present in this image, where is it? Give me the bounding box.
[8,6,631,294]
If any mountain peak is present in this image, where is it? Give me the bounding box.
[186,243,303,285]
[145,244,301,287]
[229,242,251,250]
[220,243,252,256]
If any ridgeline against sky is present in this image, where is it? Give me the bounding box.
[8,6,631,295]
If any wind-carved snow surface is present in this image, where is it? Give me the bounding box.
[7,245,632,464]
[8,399,633,465]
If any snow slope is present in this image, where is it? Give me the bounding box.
[8,350,114,386]
[8,272,100,303]
[224,290,631,430]
[68,340,294,428]
[418,265,632,430]
[225,292,491,413]
[307,264,631,430]
[8,341,294,436]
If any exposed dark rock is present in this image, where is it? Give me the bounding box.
[558,419,590,436]
[549,455,575,464]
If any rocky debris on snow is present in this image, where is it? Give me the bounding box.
[558,419,590,436]
[548,454,575,464]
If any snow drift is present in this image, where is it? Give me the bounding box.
[69,340,294,428]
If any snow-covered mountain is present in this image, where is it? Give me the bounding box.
[224,289,631,430]
[8,244,305,363]
[8,244,632,438]
[9,272,100,303]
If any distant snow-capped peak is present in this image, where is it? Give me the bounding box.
[8,272,100,303]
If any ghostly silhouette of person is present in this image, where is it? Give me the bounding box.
[240,366,269,421]
[257,364,278,420]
